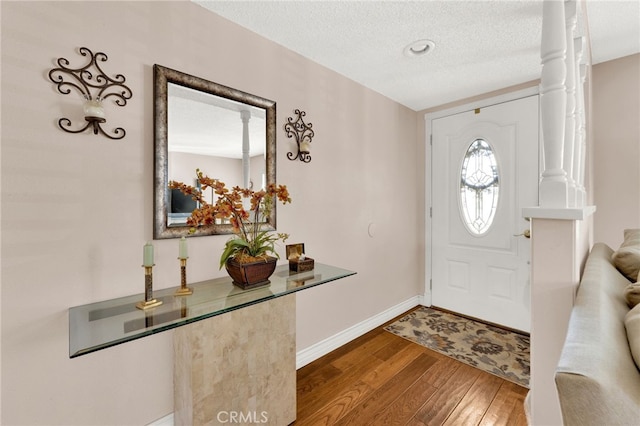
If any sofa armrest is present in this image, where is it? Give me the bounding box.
[555,243,640,425]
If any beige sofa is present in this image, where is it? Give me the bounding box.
[555,242,640,425]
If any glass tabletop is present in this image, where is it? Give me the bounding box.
[69,263,356,358]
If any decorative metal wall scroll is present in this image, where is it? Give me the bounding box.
[284,109,314,163]
[48,47,133,140]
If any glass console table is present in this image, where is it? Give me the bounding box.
[69,263,355,358]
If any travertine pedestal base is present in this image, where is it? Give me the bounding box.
[174,294,296,425]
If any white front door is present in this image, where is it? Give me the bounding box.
[431,95,539,332]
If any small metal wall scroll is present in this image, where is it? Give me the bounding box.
[285,109,314,163]
[48,47,132,140]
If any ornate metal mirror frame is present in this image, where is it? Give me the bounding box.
[153,64,277,239]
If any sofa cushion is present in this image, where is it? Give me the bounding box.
[612,229,640,281]
[625,282,640,307]
[625,304,640,371]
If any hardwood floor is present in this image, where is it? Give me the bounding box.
[294,309,528,426]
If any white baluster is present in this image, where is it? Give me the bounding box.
[574,37,587,207]
[578,67,588,207]
[240,110,251,190]
[564,0,578,207]
[539,0,568,208]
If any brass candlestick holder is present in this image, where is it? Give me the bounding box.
[136,265,163,310]
[174,258,193,296]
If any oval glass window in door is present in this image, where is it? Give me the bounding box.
[459,138,499,235]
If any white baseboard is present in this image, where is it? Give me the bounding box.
[147,295,424,426]
[295,295,422,369]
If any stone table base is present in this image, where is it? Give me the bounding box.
[174,294,296,425]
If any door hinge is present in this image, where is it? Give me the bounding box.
[430,207,432,217]
[430,134,433,146]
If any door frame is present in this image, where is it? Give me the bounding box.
[423,86,540,306]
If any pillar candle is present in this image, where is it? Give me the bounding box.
[83,99,105,119]
[179,237,188,259]
[143,241,154,267]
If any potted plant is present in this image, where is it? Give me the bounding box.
[169,169,291,289]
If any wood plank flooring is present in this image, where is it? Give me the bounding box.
[294,308,528,426]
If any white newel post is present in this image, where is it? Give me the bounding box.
[539,0,568,208]
[563,0,578,207]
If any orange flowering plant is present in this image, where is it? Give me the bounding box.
[169,169,291,269]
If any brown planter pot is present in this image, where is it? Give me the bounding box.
[225,256,277,290]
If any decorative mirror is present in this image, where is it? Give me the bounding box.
[153,64,277,239]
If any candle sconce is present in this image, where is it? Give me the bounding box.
[48,47,132,140]
[285,109,314,163]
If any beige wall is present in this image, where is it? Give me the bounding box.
[592,53,640,248]
[0,1,420,424]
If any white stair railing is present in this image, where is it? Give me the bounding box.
[538,0,591,210]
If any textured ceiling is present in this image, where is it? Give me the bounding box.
[194,0,640,111]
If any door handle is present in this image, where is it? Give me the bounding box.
[514,229,531,238]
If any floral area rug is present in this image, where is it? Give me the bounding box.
[384,307,530,388]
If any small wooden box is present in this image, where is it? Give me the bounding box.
[286,243,314,273]
[289,257,314,273]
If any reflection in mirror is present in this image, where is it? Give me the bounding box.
[153,65,276,239]
[167,84,266,225]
